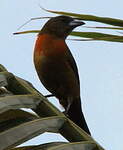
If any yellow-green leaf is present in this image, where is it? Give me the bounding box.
[85,26,123,30]
[13,30,40,35]
[71,31,123,42]
[43,8,123,27]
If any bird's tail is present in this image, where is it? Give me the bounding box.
[67,97,91,135]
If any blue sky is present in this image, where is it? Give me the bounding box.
[1,0,123,150]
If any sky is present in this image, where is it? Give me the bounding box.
[1,0,123,150]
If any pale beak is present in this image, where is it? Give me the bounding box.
[69,19,85,27]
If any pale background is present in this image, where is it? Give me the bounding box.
[1,0,123,150]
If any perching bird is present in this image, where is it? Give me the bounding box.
[34,15,91,135]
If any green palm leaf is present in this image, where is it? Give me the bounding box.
[0,64,105,150]
[43,8,123,27]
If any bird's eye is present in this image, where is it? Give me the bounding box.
[61,18,67,22]
[60,18,71,24]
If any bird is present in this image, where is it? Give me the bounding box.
[33,15,91,135]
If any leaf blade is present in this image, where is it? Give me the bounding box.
[43,9,123,27]
[71,31,123,42]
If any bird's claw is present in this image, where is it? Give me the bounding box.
[63,111,69,117]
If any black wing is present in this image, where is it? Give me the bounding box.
[66,47,80,85]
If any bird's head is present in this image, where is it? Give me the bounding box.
[40,15,85,39]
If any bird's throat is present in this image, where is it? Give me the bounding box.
[34,33,68,74]
[34,34,67,58]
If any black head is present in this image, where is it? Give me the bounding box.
[40,15,85,38]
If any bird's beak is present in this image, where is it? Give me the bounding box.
[69,19,85,27]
